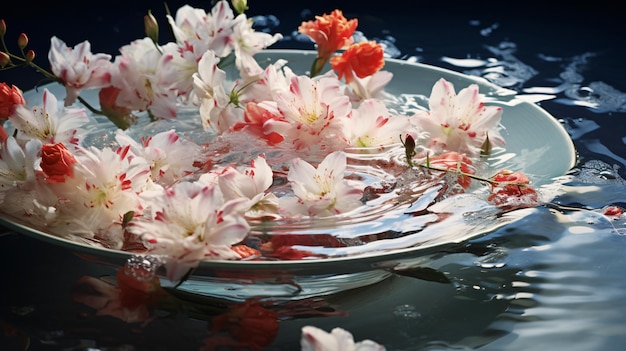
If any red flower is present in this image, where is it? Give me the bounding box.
[211,299,279,348]
[330,41,385,83]
[429,151,474,189]
[232,101,285,145]
[603,205,623,218]
[488,169,539,210]
[40,143,77,183]
[491,169,530,185]
[0,82,25,120]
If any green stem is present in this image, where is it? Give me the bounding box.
[77,95,104,115]
[309,56,328,78]
[417,163,529,188]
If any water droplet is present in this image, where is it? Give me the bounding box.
[125,255,163,282]
[393,304,421,319]
[478,262,506,269]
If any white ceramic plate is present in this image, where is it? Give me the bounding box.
[0,50,576,296]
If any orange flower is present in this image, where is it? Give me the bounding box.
[40,143,77,183]
[330,41,385,84]
[298,9,358,76]
[0,82,25,120]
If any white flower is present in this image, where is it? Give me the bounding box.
[110,39,181,119]
[0,137,39,188]
[167,1,236,60]
[0,137,45,216]
[343,70,394,102]
[210,154,279,219]
[114,129,201,186]
[44,145,151,246]
[301,326,386,351]
[345,98,411,148]
[191,51,237,133]
[48,36,113,106]
[269,75,352,151]
[412,78,504,156]
[239,58,295,102]
[8,89,89,144]
[127,181,250,282]
[280,151,365,217]
[231,14,283,77]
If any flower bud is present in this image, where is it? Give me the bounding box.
[17,33,28,49]
[0,52,10,68]
[480,132,492,156]
[0,20,6,38]
[25,49,35,63]
[144,10,159,45]
[231,0,248,14]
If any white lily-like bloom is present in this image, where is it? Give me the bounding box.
[33,144,151,248]
[0,137,39,189]
[239,59,294,103]
[167,1,236,60]
[346,98,411,148]
[127,181,250,283]
[48,36,113,106]
[191,51,236,133]
[412,78,505,156]
[0,137,44,216]
[300,326,386,351]
[110,38,181,119]
[280,151,365,217]
[269,75,352,151]
[212,154,279,219]
[231,14,283,77]
[343,70,394,102]
[8,89,89,145]
[114,129,201,186]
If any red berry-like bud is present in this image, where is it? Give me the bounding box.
[17,33,28,49]
[0,52,9,68]
[25,49,35,63]
[0,20,6,37]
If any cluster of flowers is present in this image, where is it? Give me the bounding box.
[0,1,539,284]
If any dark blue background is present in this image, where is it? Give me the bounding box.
[3,1,625,90]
